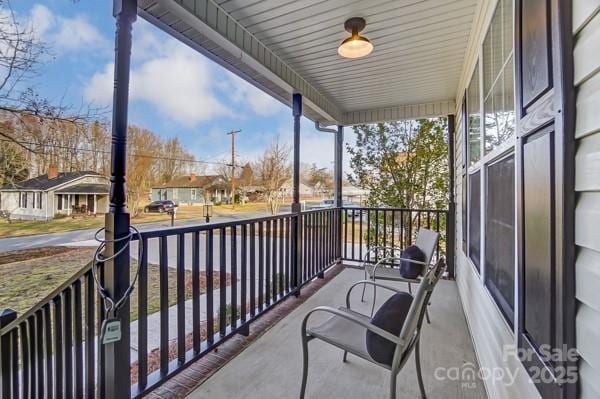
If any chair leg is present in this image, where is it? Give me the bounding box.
[300,335,310,399]
[342,351,348,363]
[361,268,368,302]
[415,339,427,399]
[425,307,431,324]
[370,277,378,317]
[408,282,412,294]
[389,372,397,399]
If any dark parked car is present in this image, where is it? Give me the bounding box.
[144,200,176,213]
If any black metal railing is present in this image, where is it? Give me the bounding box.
[341,207,450,269]
[0,206,452,397]
[0,262,98,399]
[0,208,341,398]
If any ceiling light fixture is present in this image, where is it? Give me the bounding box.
[338,17,373,59]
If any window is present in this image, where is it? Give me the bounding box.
[467,63,481,167]
[57,194,63,210]
[482,0,514,154]
[468,171,481,271]
[36,192,42,209]
[20,192,27,208]
[485,154,515,324]
[191,189,197,200]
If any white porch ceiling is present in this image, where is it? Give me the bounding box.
[138,0,479,124]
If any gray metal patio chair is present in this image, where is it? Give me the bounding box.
[361,228,440,319]
[299,258,446,399]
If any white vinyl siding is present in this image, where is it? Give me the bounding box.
[573,3,600,398]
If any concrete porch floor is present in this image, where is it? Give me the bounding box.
[187,267,487,399]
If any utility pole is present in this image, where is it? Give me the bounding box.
[227,129,241,209]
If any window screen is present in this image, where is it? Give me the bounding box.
[468,171,481,270]
[485,154,515,324]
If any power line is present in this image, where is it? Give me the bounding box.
[0,137,239,167]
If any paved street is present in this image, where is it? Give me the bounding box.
[0,207,290,251]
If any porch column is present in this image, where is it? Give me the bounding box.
[67,194,71,216]
[334,125,343,260]
[104,0,136,397]
[93,194,97,215]
[291,93,302,295]
[446,114,456,278]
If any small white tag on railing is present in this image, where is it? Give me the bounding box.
[100,318,122,344]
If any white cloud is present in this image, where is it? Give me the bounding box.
[84,35,231,126]
[28,5,108,52]
[226,74,285,117]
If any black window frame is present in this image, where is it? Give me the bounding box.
[484,152,516,325]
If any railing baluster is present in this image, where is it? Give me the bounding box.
[302,214,308,282]
[343,209,348,259]
[159,235,169,374]
[400,210,405,248]
[27,316,36,399]
[383,210,388,249]
[43,304,52,398]
[11,327,19,397]
[249,224,256,318]
[391,210,396,250]
[35,310,44,399]
[285,218,290,293]
[366,210,371,262]
[240,224,247,323]
[359,209,363,260]
[206,230,214,344]
[230,225,238,329]
[64,287,73,399]
[97,264,105,397]
[177,233,186,363]
[21,322,29,398]
[84,273,94,398]
[73,280,83,398]
[258,222,264,311]
[278,218,284,295]
[138,237,148,388]
[219,227,227,336]
[272,219,278,300]
[192,231,201,353]
[265,220,271,305]
[53,295,63,398]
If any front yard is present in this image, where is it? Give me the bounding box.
[0,202,274,238]
[0,246,230,322]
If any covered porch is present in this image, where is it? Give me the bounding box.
[0,0,580,398]
[183,266,485,399]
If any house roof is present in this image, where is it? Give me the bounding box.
[1,171,103,191]
[155,175,227,189]
[55,183,110,195]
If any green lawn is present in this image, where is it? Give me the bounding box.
[0,247,199,322]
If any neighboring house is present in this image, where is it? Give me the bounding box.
[279,179,312,199]
[0,165,109,221]
[342,184,368,205]
[151,174,231,205]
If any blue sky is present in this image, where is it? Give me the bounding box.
[12,0,354,173]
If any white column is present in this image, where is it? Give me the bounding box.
[67,194,71,216]
[93,194,97,215]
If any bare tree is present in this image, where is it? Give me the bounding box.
[126,126,160,217]
[253,138,291,215]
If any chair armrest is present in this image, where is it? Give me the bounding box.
[301,306,402,345]
[345,280,406,310]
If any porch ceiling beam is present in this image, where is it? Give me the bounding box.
[342,100,456,125]
[138,0,342,124]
